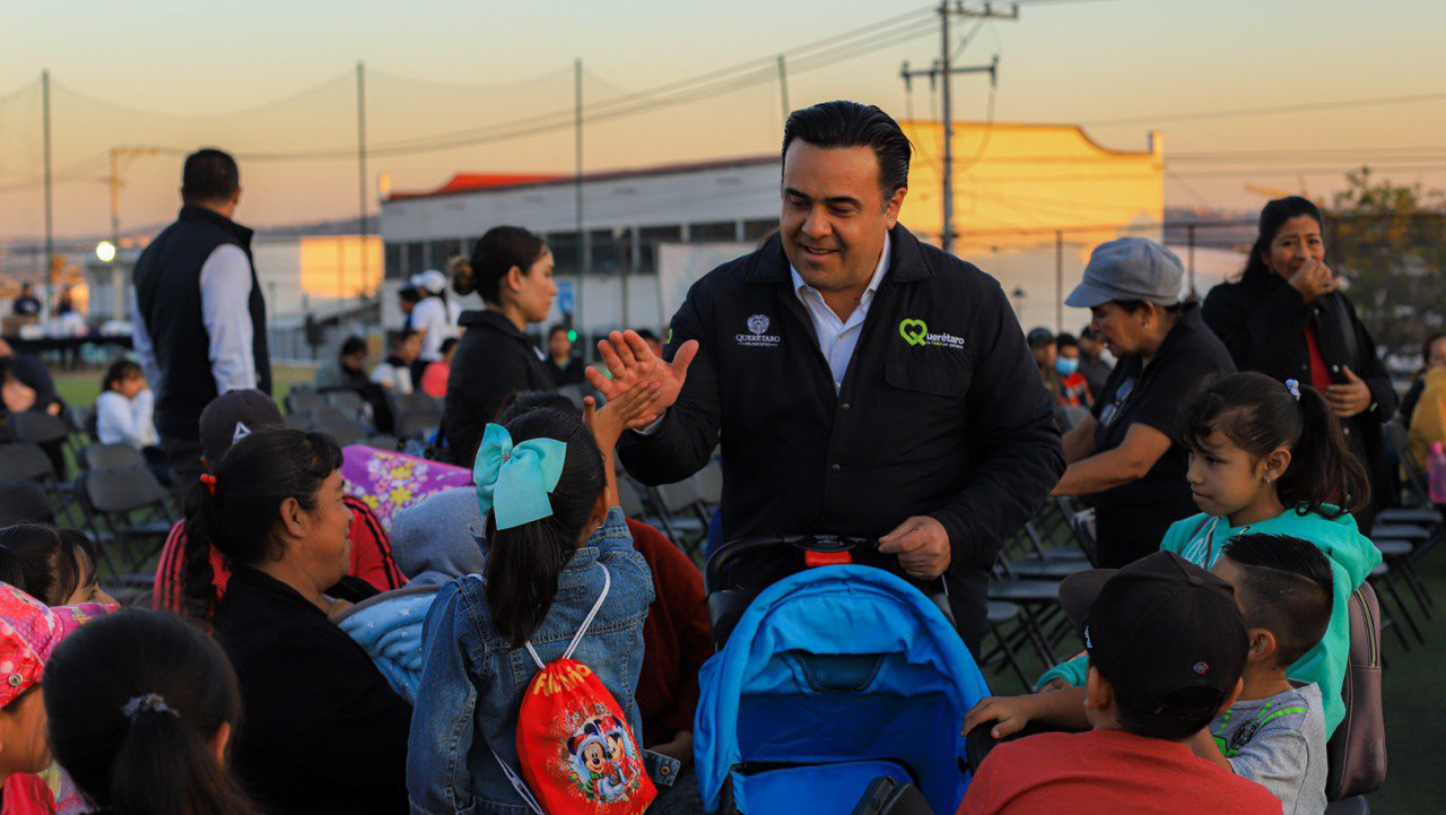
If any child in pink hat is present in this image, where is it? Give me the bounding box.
[0,584,113,815]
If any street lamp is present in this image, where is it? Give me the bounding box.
[95,241,116,263]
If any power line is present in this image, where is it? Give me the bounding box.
[1085,90,1446,127]
[50,71,354,121]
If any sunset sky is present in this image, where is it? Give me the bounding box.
[2,0,1443,240]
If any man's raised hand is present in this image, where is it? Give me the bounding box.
[585,329,698,427]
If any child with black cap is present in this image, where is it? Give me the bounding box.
[959,552,1281,815]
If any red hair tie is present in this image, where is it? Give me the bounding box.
[199,473,218,496]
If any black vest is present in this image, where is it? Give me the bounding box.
[134,205,271,438]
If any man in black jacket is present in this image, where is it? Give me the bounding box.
[589,101,1064,649]
[133,149,271,484]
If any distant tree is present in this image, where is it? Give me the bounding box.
[1326,167,1446,357]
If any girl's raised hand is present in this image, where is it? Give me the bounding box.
[583,380,662,453]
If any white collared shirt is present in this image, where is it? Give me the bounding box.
[789,232,892,392]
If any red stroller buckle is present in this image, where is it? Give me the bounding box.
[804,551,852,568]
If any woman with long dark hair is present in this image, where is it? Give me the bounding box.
[44,609,258,815]
[443,226,559,466]
[181,426,411,815]
[1202,196,1397,529]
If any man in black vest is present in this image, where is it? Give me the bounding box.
[133,148,271,484]
[588,101,1064,650]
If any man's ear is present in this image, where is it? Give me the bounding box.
[883,186,907,229]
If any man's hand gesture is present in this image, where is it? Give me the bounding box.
[586,330,699,428]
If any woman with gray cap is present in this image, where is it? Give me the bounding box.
[1050,237,1235,567]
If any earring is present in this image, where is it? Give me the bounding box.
[1263,476,1273,485]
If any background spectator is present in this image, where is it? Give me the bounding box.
[1078,325,1114,399]
[1054,332,1094,408]
[10,282,40,318]
[544,323,586,387]
[371,329,420,395]
[444,225,558,466]
[409,269,462,365]
[1203,196,1397,530]
[95,358,170,485]
[132,147,271,485]
[420,337,458,398]
[1408,334,1446,469]
[1052,237,1235,567]
[315,335,369,393]
[1399,332,1445,423]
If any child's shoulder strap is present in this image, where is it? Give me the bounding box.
[522,564,612,670]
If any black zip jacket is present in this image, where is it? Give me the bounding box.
[618,226,1065,646]
[1202,272,1398,517]
[443,309,555,466]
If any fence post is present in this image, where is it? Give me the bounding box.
[1055,230,1064,333]
[1187,224,1196,299]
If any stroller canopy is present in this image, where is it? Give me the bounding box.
[695,565,991,814]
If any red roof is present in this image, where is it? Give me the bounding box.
[385,155,778,202]
[388,173,564,200]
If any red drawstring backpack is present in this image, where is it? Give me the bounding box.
[491,565,657,814]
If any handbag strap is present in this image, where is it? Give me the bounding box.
[491,562,613,812]
[523,563,611,669]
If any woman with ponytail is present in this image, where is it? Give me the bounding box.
[1202,197,1398,530]
[181,426,411,815]
[43,609,256,815]
[443,226,559,466]
[408,384,672,815]
[1037,371,1380,738]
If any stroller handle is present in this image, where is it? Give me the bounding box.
[704,534,956,649]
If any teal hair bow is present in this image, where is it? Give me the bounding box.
[473,423,567,531]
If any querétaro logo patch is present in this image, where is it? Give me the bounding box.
[737,313,781,347]
[898,317,965,351]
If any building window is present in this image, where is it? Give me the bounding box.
[405,242,425,278]
[689,221,736,241]
[637,225,683,272]
[549,231,580,275]
[590,228,630,273]
[384,243,404,280]
[429,238,463,271]
[743,218,778,242]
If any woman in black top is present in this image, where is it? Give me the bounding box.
[444,226,558,465]
[1202,197,1397,529]
[1052,238,1236,567]
[181,427,411,815]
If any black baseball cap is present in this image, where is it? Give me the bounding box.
[1059,552,1248,722]
[199,390,285,465]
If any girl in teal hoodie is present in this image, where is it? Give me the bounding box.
[1037,372,1379,735]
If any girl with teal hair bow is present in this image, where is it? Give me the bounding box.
[409,383,678,815]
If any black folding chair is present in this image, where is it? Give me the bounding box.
[77,442,149,472]
[310,419,370,448]
[74,467,176,580]
[0,442,76,524]
[0,482,56,525]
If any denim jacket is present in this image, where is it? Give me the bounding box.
[407,508,678,815]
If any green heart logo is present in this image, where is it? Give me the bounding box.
[899,318,929,347]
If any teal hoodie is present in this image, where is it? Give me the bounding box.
[1035,506,1380,735]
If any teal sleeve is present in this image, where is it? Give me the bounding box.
[1034,652,1088,692]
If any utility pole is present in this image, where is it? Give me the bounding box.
[777,55,791,125]
[42,70,53,288]
[356,61,369,298]
[900,2,1016,255]
[574,58,586,339]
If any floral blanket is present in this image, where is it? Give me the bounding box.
[341,445,472,531]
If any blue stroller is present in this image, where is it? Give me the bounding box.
[695,536,991,815]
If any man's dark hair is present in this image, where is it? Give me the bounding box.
[398,287,421,305]
[782,101,911,206]
[181,148,239,205]
[395,328,419,348]
[1221,534,1334,666]
[1113,686,1226,741]
[339,335,367,359]
[1056,332,1080,351]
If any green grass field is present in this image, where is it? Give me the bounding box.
[47,362,1446,811]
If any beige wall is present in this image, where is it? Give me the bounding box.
[898,121,1164,251]
[298,236,383,300]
